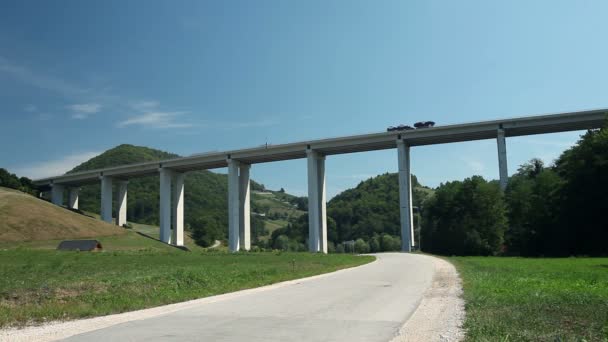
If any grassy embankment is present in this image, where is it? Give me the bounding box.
[0,250,373,328]
[451,257,608,341]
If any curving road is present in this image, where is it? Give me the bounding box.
[63,253,436,342]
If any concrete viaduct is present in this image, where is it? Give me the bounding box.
[33,109,607,253]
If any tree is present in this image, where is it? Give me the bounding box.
[369,235,381,252]
[422,176,507,256]
[504,160,562,256]
[552,127,608,256]
[273,235,290,250]
[190,215,224,247]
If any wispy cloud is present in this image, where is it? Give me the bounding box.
[117,111,193,129]
[68,103,102,119]
[11,151,101,179]
[0,56,87,97]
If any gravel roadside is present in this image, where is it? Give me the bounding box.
[390,256,465,342]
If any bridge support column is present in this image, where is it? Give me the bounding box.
[100,176,113,223]
[307,149,327,254]
[228,159,240,252]
[497,128,508,191]
[116,181,128,227]
[68,188,79,209]
[239,164,251,251]
[51,184,64,206]
[159,168,172,243]
[171,173,185,246]
[397,140,413,252]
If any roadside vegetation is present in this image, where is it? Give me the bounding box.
[423,125,608,257]
[0,249,372,328]
[451,257,608,341]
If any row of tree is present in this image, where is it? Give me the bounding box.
[422,126,608,256]
[0,168,37,195]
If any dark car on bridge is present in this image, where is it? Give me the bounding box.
[414,121,436,129]
[387,125,415,132]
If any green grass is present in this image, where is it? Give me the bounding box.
[0,249,373,328]
[450,257,608,342]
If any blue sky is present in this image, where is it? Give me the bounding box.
[1,0,607,197]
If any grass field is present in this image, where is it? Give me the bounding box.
[451,257,608,341]
[0,249,373,328]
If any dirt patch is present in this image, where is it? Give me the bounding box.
[1,283,109,309]
[390,256,465,342]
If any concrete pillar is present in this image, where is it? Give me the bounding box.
[497,128,508,191]
[100,176,113,223]
[159,168,172,243]
[116,181,128,227]
[51,184,64,206]
[68,188,79,209]
[172,173,185,246]
[307,149,328,253]
[227,159,240,252]
[397,140,413,252]
[239,164,251,251]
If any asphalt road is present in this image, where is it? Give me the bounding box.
[63,253,435,342]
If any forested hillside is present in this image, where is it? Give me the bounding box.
[67,144,284,246]
[268,173,434,252]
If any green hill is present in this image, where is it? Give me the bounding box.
[327,173,433,244]
[266,172,434,252]
[67,144,303,245]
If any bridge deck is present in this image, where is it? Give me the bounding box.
[34,108,607,187]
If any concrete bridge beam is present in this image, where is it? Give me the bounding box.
[100,176,113,223]
[51,184,64,206]
[116,181,128,227]
[307,149,327,254]
[159,168,172,243]
[172,173,185,247]
[228,159,252,252]
[159,168,185,246]
[228,159,240,252]
[397,140,413,252]
[68,188,79,210]
[239,163,251,251]
[497,128,509,190]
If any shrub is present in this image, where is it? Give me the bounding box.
[354,238,370,254]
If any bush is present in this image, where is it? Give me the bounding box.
[380,234,400,251]
[354,238,370,254]
[191,216,224,247]
[335,243,345,253]
[273,235,290,251]
[327,241,336,253]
